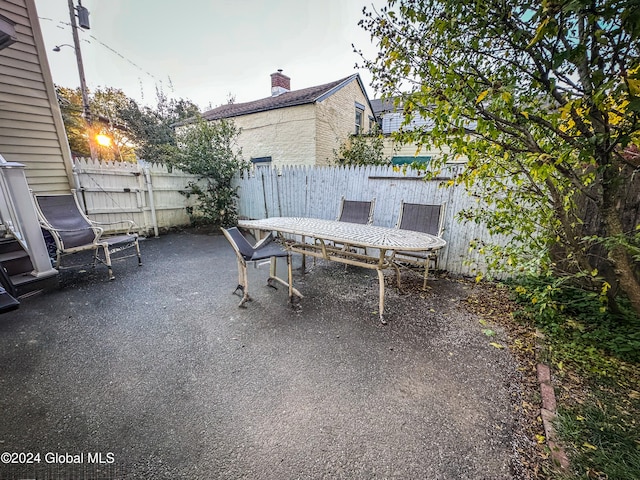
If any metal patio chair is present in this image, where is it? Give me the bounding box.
[221,227,302,308]
[336,196,376,225]
[392,201,446,289]
[334,196,376,257]
[33,191,142,280]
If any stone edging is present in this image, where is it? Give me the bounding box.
[537,363,570,469]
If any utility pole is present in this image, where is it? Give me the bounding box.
[67,0,97,160]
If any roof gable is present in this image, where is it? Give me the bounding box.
[202,74,365,121]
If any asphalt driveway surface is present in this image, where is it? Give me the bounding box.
[0,230,520,479]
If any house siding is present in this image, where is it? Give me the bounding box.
[0,0,74,194]
[315,79,375,166]
[232,103,317,168]
[383,139,465,163]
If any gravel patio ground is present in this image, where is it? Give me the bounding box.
[0,230,528,479]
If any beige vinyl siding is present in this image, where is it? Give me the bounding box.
[0,0,74,194]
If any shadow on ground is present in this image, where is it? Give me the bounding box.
[0,230,526,479]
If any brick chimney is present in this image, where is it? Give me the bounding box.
[271,69,290,96]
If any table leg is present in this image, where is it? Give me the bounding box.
[287,254,293,301]
[391,261,403,291]
[377,268,386,324]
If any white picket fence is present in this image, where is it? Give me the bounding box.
[72,159,506,277]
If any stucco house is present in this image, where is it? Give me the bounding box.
[202,70,376,168]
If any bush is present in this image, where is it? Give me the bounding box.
[511,275,640,366]
[173,117,249,227]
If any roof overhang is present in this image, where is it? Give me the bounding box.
[0,13,17,50]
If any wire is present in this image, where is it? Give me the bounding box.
[86,33,161,84]
[38,17,166,87]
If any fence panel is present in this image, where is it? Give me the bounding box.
[72,158,199,236]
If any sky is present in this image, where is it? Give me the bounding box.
[33,0,385,111]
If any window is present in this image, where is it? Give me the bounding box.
[0,14,17,50]
[251,156,272,169]
[355,109,363,134]
[391,156,432,166]
[355,102,366,134]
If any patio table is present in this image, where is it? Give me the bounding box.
[238,217,446,323]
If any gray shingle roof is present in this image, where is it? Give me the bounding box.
[202,74,358,120]
[370,97,400,115]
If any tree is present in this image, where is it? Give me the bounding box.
[357,0,640,316]
[119,88,200,164]
[90,87,138,162]
[334,125,391,166]
[56,86,137,161]
[174,116,249,227]
[57,85,201,163]
[56,86,91,157]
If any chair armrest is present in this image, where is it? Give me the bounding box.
[89,219,137,234]
[39,224,103,244]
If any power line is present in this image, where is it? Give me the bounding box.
[38,17,166,87]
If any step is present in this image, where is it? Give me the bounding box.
[0,250,29,262]
[0,237,24,254]
[10,271,58,298]
[0,286,20,313]
[0,249,33,277]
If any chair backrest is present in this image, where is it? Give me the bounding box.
[396,202,446,237]
[34,194,97,248]
[337,196,376,225]
[221,227,255,260]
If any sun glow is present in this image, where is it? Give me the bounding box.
[95,134,112,147]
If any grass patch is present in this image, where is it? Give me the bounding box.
[555,388,640,480]
[510,275,640,479]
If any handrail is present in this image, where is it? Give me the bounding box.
[0,155,28,251]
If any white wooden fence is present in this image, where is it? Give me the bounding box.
[72,160,505,277]
[72,158,200,236]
